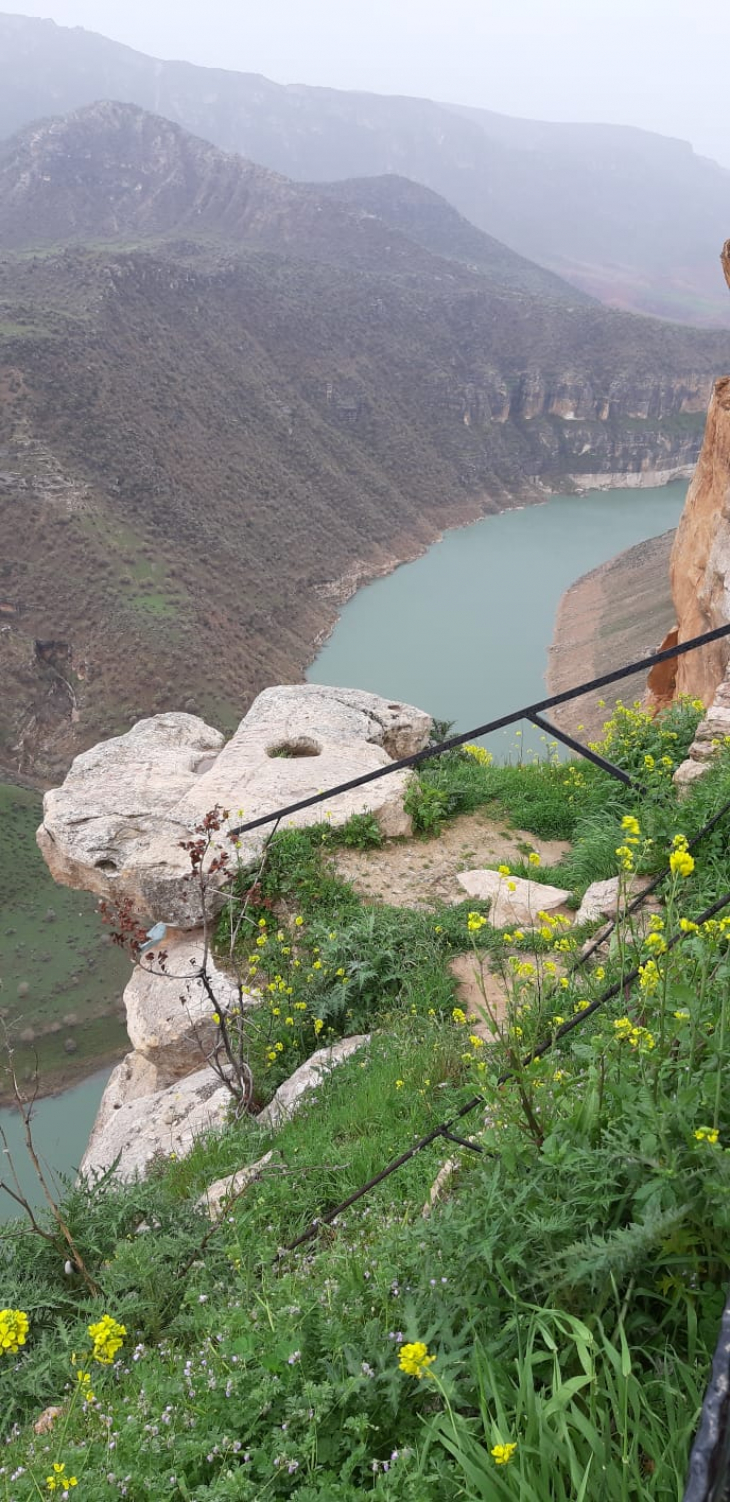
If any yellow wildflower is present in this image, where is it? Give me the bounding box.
[398,1341,436,1379]
[88,1315,126,1365]
[694,1126,719,1145]
[46,1463,78,1492]
[528,852,540,866]
[0,1309,29,1354]
[670,849,695,878]
[491,1442,517,1465]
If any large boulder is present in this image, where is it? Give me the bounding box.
[123,930,257,1076]
[37,685,432,928]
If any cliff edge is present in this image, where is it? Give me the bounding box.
[668,373,730,703]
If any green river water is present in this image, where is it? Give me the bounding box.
[0,480,688,1216]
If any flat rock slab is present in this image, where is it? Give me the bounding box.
[449,951,568,1040]
[197,1151,275,1221]
[37,685,432,928]
[258,1034,370,1130]
[456,869,571,928]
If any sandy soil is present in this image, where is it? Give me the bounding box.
[333,809,570,910]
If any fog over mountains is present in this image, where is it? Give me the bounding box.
[1,10,729,325]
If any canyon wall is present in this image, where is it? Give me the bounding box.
[668,375,730,703]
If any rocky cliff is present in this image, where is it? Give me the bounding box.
[668,375,730,703]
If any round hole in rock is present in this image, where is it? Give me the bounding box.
[94,858,119,872]
[266,737,322,759]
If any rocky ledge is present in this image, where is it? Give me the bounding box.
[36,685,431,1183]
[37,684,431,929]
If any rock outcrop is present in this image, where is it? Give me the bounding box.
[80,1035,370,1184]
[668,375,730,706]
[37,685,432,928]
[673,667,730,787]
[123,932,256,1078]
[42,685,425,1182]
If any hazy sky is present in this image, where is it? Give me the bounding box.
[8,0,730,167]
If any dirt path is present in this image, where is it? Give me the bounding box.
[334,808,570,909]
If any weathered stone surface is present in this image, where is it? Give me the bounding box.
[80,1035,370,1184]
[455,869,571,928]
[38,686,431,928]
[85,1050,170,1149]
[258,1035,370,1130]
[575,876,651,927]
[674,665,730,786]
[79,1064,231,1183]
[197,1152,274,1221]
[670,376,730,706]
[124,930,255,1075]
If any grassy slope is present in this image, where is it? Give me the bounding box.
[3,702,730,1497]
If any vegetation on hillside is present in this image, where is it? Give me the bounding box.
[3,699,730,1497]
[0,170,725,781]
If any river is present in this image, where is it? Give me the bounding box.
[308,482,688,753]
[0,479,688,1218]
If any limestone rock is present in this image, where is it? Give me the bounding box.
[258,1035,370,1130]
[37,686,432,928]
[455,869,571,928]
[197,1151,274,1221]
[673,665,730,787]
[79,1064,231,1184]
[575,876,651,927]
[670,376,730,706]
[85,1050,170,1148]
[80,1034,370,1184]
[124,930,256,1075]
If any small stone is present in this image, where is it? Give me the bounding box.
[455,870,571,928]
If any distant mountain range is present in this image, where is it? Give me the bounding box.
[0,11,728,324]
[0,100,728,782]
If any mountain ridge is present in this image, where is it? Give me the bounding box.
[1,11,729,323]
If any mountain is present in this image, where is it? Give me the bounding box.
[1,102,728,783]
[0,12,729,324]
[0,101,590,304]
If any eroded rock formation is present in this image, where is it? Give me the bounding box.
[668,375,730,706]
[37,685,431,928]
[36,685,429,1181]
